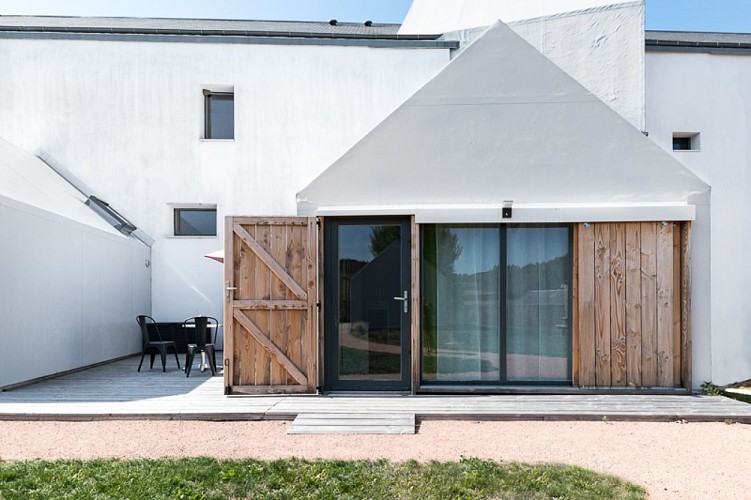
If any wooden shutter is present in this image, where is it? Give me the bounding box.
[575,222,691,389]
[223,217,318,394]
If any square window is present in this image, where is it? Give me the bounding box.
[673,132,700,151]
[204,91,234,139]
[174,208,217,236]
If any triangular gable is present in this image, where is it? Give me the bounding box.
[297,21,709,222]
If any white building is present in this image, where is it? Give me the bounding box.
[0,0,748,390]
[645,30,751,387]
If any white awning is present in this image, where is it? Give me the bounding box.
[297,20,709,222]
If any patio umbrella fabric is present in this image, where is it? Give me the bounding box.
[204,249,224,263]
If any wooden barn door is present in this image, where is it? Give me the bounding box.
[223,217,318,394]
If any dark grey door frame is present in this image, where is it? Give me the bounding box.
[323,217,412,392]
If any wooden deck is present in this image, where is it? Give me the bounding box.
[1,357,750,422]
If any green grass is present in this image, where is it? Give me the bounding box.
[721,390,751,405]
[0,457,646,499]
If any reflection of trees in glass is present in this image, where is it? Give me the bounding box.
[369,226,401,257]
[422,226,463,275]
[422,226,464,364]
[506,255,568,300]
[339,258,366,322]
[506,253,571,362]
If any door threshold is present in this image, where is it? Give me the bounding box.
[322,391,412,397]
[418,385,692,395]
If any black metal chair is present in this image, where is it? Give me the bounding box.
[136,315,181,372]
[183,316,219,377]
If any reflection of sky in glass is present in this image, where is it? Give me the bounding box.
[451,227,499,275]
[208,95,234,139]
[507,227,568,266]
[177,209,216,235]
[339,225,400,262]
[338,224,567,269]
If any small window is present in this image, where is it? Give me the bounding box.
[204,90,234,139]
[174,208,217,236]
[673,132,700,151]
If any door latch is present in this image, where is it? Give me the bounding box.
[226,281,238,303]
[393,290,409,314]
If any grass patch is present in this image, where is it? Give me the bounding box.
[0,457,645,499]
[722,390,751,405]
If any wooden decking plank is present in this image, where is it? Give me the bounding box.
[3,358,751,422]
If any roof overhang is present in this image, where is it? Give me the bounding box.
[301,202,698,223]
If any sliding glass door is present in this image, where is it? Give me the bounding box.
[421,224,571,385]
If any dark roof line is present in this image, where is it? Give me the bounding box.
[0,15,446,41]
[0,25,443,41]
[646,30,751,51]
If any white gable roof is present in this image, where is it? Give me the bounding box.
[297,21,709,222]
[0,137,124,236]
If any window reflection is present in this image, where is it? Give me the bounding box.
[422,225,501,381]
[338,224,402,380]
[506,226,571,382]
[421,224,571,384]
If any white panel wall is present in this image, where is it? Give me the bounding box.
[509,6,645,129]
[0,39,450,324]
[0,197,150,389]
[400,0,639,32]
[647,50,751,386]
[403,1,645,129]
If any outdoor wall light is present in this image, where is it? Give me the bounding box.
[502,201,513,219]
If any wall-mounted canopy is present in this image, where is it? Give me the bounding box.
[297,21,709,223]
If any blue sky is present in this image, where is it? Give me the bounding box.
[0,1,748,33]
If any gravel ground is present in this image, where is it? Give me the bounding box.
[0,420,748,499]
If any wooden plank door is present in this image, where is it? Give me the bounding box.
[224,217,318,394]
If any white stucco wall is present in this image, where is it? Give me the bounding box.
[403,1,645,129]
[0,38,450,324]
[400,0,640,32]
[647,49,751,386]
[0,197,150,389]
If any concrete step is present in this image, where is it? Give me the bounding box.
[288,412,416,435]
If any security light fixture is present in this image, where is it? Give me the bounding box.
[502,201,513,219]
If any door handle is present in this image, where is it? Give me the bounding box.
[393,290,408,314]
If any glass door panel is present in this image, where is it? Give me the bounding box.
[422,225,502,382]
[506,226,572,382]
[325,218,411,391]
[421,224,572,385]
